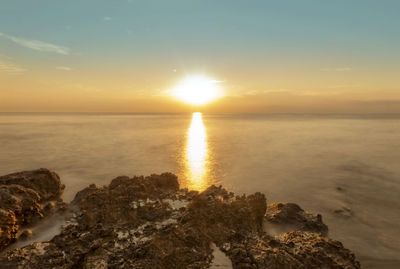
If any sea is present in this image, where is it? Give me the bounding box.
[0,113,399,268]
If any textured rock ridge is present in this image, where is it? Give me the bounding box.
[0,170,360,268]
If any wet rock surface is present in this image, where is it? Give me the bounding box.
[264,202,328,236]
[0,170,360,268]
[0,169,65,251]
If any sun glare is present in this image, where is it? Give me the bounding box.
[172,75,223,105]
[186,112,208,190]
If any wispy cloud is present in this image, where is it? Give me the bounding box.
[234,89,291,97]
[322,67,353,72]
[300,90,340,96]
[0,59,25,74]
[103,17,112,21]
[335,67,352,72]
[328,84,360,89]
[56,66,72,71]
[0,32,69,55]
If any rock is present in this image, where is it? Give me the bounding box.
[0,169,66,251]
[0,171,359,269]
[265,202,328,236]
[247,231,360,268]
[18,229,33,241]
[334,206,354,218]
[0,209,18,251]
[0,168,65,201]
[71,173,180,227]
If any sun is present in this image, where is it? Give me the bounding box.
[172,75,223,105]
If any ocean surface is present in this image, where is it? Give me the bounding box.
[0,113,399,268]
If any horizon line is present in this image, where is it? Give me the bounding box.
[1,112,400,116]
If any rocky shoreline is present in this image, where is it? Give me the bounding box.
[0,169,360,268]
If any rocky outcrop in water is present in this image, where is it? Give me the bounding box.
[0,169,65,251]
[0,170,360,268]
[265,202,328,236]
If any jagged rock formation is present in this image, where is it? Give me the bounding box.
[264,202,328,236]
[0,169,65,251]
[0,170,360,268]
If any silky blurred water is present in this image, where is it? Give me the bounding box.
[0,113,399,268]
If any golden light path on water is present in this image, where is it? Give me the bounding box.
[185,112,209,190]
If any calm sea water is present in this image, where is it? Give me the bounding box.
[0,113,399,268]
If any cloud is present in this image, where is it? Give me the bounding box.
[235,89,291,97]
[328,84,360,89]
[0,32,69,55]
[56,66,72,71]
[299,90,340,96]
[334,67,352,72]
[103,17,112,21]
[0,59,25,74]
[322,67,352,72]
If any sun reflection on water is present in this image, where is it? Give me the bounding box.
[185,112,208,190]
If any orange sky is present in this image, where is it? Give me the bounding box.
[1,1,399,113]
[1,64,399,113]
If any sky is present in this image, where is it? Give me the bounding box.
[0,0,399,113]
